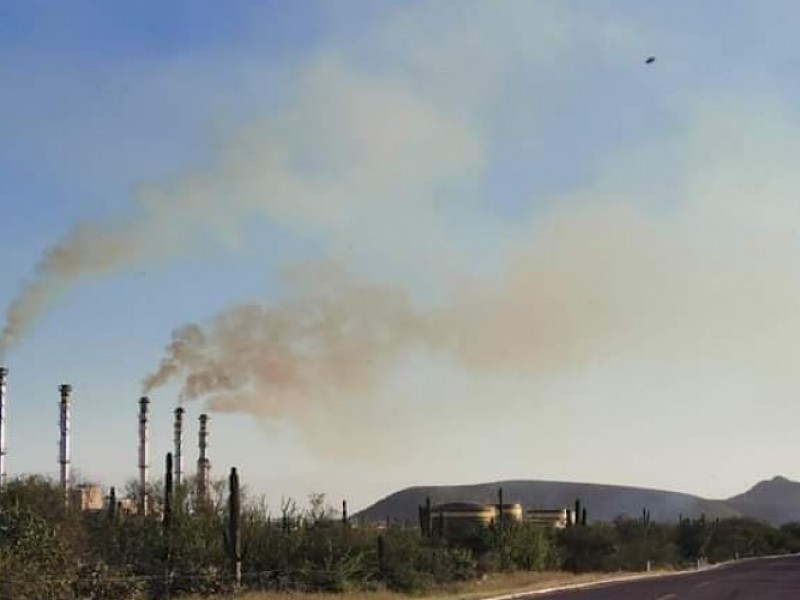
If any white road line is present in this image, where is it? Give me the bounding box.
[693,580,713,589]
[654,594,677,600]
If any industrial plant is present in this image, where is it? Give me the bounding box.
[0,365,580,538]
[419,500,576,542]
[0,367,213,516]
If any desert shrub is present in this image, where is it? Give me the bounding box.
[505,523,556,571]
[674,517,710,562]
[558,525,618,572]
[613,518,677,570]
[778,522,800,553]
[705,518,777,562]
[0,506,77,600]
[72,562,146,600]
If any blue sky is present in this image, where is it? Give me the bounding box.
[4,2,800,511]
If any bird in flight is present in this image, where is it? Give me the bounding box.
[645,56,656,64]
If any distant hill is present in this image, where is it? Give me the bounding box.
[356,476,800,526]
[727,476,800,525]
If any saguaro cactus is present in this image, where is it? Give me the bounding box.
[108,486,117,523]
[163,453,174,596]
[498,487,505,530]
[342,499,348,528]
[419,497,435,537]
[425,496,432,537]
[227,467,242,588]
[377,534,386,575]
[574,499,582,526]
[163,453,173,531]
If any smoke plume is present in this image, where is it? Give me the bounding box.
[142,265,434,411]
[139,207,670,427]
[0,60,481,357]
[0,222,147,357]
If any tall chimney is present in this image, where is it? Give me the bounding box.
[58,384,72,504]
[197,413,210,503]
[138,396,150,515]
[173,406,184,487]
[0,367,8,486]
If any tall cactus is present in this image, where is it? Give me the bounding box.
[425,496,432,537]
[498,487,505,530]
[419,497,434,537]
[108,486,117,523]
[163,453,173,532]
[574,499,582,526]
[342,499,348,528]
[497,486,508,569]
[377,534,386,576]
[227,467,242,588]
[162,453,174,598]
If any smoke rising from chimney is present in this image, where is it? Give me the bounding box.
[139,215,656,432]
[142,265,436,408]
[141,173,800,458]
[0,223,145,357]
[0,61,481,358]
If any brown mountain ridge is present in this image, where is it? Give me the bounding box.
[357,476,800,526]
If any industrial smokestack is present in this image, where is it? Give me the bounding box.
[138,396,150,515]
[0,367,7,486]
[173,406,184,488]
[197,413,210,503]
[59,384,72,504]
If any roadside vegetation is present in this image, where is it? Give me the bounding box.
[1,475,799,599]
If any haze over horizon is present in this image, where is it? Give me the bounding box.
[3,1,800,511]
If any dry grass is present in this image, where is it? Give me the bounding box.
[187,570,670,600]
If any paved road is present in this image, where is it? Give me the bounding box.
[533,555,800,599]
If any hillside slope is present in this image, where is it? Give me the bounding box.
[726,476,800,525]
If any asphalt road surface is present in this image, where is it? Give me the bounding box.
[533,555,800,599]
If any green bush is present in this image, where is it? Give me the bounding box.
[2,476,797,597]
[505,523,555,571]
[558,525,618,572]
[0,506,77,600]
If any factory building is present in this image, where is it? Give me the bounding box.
[422,499,574,541]
[526,508,574,529]
[424,501,525,540]
[0,369,213,517]
[497,502,524,523]
[73,484,104,511]
[431,502,497,539]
